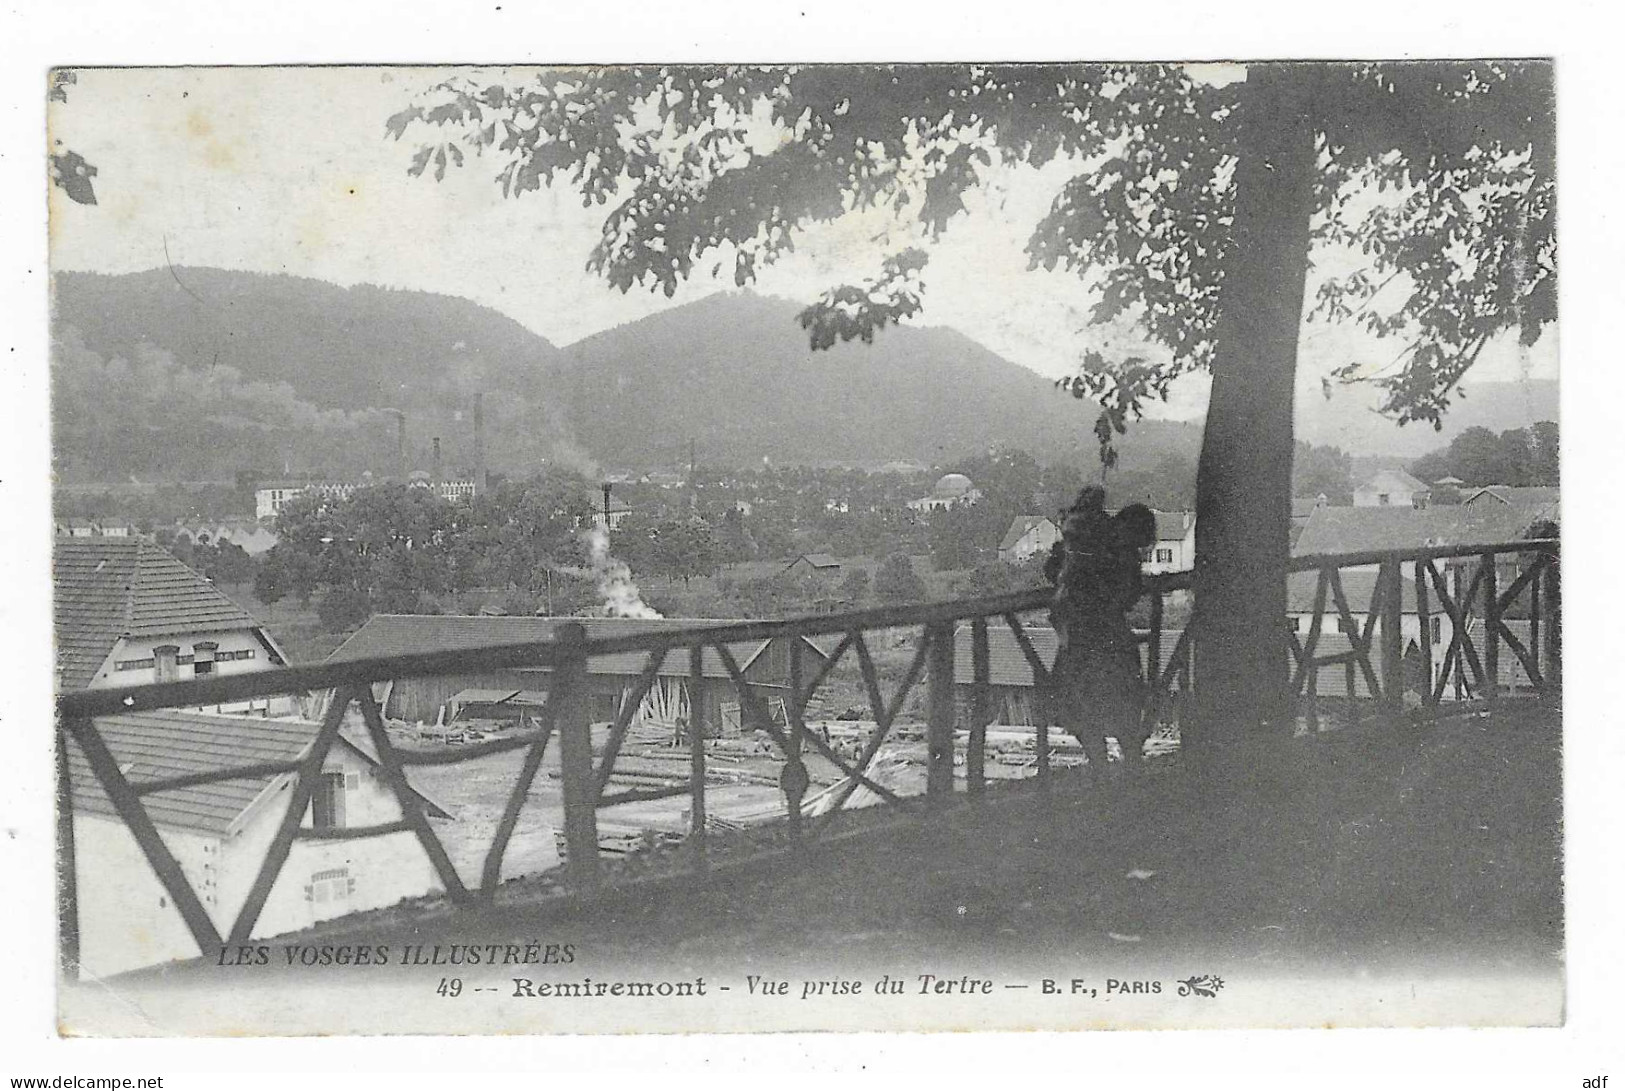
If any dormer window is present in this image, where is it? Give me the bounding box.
[153,645,181,683]
[193,641,218,676]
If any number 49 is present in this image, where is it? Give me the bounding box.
[437,977,462,998]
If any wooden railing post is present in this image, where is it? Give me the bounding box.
[56,721,80,978]
[1543,549,1562,694]
[1380,554,1405,721]
[926,621,956,802]
[968,618,990,796]
[1482,553,1500,707]
[553,622,600,886]
[782,637,808,844]
[688,644,709,869]
[1147,592,1164,728]
[1415,560,1434,708]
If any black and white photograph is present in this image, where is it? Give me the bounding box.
[6,4,1620,1072]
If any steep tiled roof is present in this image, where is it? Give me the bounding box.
[1151,510,1192,543]
[999,516,1052,552]
[1293,501,1558,558]
[54,538,266,691]
[1292,497,1328,520]
[326,615,824,680]
[67,709,449,835]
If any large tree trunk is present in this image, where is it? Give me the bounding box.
[1188,64,1322,745]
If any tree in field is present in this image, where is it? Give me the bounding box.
[251,554,287,617]
[873,553,926,603]
[390,62,1553,740]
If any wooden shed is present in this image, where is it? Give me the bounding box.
[326,615,830,738]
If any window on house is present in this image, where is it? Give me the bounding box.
[1377,494,1390,505]
[310,771,347,829]
[1287,617,1302,633]
[1337,618,1358,635]
[1156,548,1173,564]
[193,641,218,676]
[308,867,352,905]
[1139,547,1153,562]
[153,645,181,683]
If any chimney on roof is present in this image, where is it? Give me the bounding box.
[473,393,486,496]
[432,436,442,489]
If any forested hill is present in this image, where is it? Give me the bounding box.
[52,267,568,409]
[556,290,1201,467]
[50,271,1201,479]
[51,267,573,482]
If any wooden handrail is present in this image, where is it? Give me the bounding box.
[55,539,1557,720]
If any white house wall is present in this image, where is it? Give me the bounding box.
[73,743,444,980]
[72,814,215,980]
[93,629,277,689]
[218,746,442,943]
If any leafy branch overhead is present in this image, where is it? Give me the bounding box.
[49,71,99,206]
[386,63,1554,450]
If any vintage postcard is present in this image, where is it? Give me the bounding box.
[44,60,1562,1037]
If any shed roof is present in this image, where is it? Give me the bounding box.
[1292,500,1558,558]
[1464,485,1560,508]
[327,614,826,681]
[54,538,276,691]
[785,553,842,571]
[66,709,449,836]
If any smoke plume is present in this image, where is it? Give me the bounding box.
[582,525,662,619]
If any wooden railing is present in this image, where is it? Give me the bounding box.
[54,538,1558,976]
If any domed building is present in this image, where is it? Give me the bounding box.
[907,473,983,513]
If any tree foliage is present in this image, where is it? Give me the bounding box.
[260,477,599,622]
[49,71,98,206]
[1409,421,1558,487]
[389,62,1553,455]
[872,552,926,602]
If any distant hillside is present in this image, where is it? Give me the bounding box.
[556,291,1201,469]
[49,271,1201,481]
[51,268,569,481]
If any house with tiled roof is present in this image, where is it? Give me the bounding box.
[1142,510,1197,574]
[66,709,451,979]
[327,615,831,736]
[53,537,288,698]
[998,516,1060,564]
[1353,468,1431,509]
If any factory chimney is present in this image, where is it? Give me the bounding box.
[432,436,442,491]
[473,393,486,496]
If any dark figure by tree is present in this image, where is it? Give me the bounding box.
[1046,489,1158,768]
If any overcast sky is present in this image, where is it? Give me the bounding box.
[48,66,1557,428]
